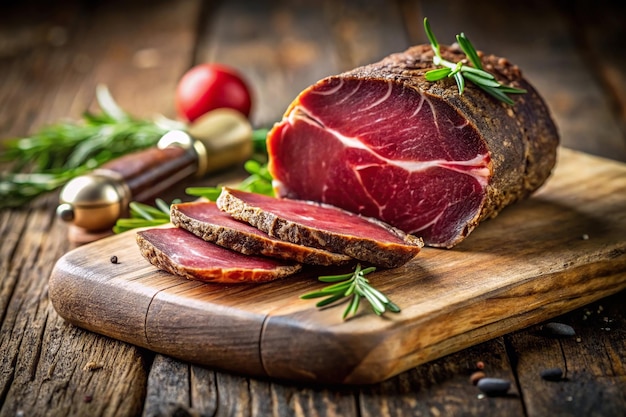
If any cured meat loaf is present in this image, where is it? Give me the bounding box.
[216,187,423,268]
[171,201,351,266]
[267,44,559,247]
[136,227,301,284]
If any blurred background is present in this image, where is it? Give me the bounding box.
[1,0,625,160]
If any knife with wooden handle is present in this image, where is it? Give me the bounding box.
[56,108,253,239]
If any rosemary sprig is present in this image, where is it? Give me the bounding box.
[423,18,526,104]
[0,85,169,208]
[112,198,180,233]
[300,263,401,319]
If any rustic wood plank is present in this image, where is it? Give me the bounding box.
[0,1,202,416]
[189,365,218,415]
[209,373,360,417]
[508,292,626,417]
[0,0,196,140]
[142,355,193,417]
[0,205,54,412]
[0,197,148,417]
[360,340,524,416]
[409,0,626,162]
[196,0,411,129]
[72,0,198,119]
[143,359,362,417]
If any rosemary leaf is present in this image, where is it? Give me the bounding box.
[95,84,128,121]
[185,187,222,201]
[252,128,269,153]
[360,287,386,314]
[423,17,440,53]
[461,66,495,79]
[453,72,465,95]
[112,219,169,234]
[463,72,503,88]
[425,67,452,81]
[477,85,516,105]
[319,280,353,293]
[112,198,179,233]
[129,202,159,221]
[362,284,390,303]
[361,266,377,275]
[343,296,361,319]
[299,291,330,300]
[498,85,528,94]
[318,273,354,282]
[386,301,402,313]
[316,293,346,308]
[456,33,483,70]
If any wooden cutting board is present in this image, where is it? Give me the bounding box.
[48,148,626,385]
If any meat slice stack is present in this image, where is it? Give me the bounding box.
[136,188,424,283]
[170,201,352,266]
[216,188,423,269]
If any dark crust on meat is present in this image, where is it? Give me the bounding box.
[170,203,352,266]
[136,231,301,284]
[216,187,424,268]
[331,44,559,247]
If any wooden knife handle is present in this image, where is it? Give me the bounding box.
[100,145,197,202]
[58,109,253,238]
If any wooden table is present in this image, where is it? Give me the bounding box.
[1,0,624,416]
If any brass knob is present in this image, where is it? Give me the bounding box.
[57,171,130,231]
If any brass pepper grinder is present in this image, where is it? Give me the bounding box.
[56,108,253,243]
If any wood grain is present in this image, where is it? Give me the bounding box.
[0,1,202,415]
[508,297,626,416]
[359,340,524,416]
[48,148,626,384]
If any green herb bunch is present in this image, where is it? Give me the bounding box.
[423,18,526,104]
[112,198,180,234]
[300,264,401,319]
[0,86,171,208]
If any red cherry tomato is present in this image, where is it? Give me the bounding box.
[175,64,252,122]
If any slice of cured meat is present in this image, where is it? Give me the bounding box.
[136,227,301,284]
[266,44,559,247]
[171,201,351,266]
[216,187,423,268]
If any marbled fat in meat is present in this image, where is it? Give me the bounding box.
[268,44,559,247]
